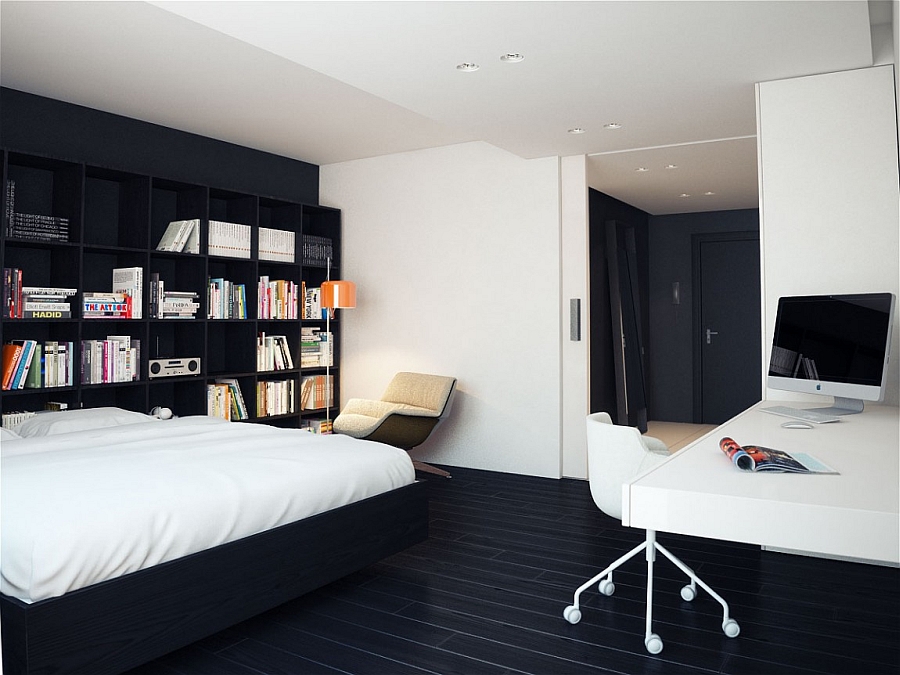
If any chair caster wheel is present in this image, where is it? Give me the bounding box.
[563,605,582,624]
[598,579,615,596]
[645,633,663,654]
[680,585,697,602]
[723,619,740,638]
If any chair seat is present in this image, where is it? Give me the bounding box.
[333,400,437,438]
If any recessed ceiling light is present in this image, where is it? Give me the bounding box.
[704,191,716,196]
[679,193,691,198]
[635,167,649,172]
[665,164,678,170]
[456,62,480,72]
[567,128,586,134]
[500,53,524,63]
[604,123,623,129]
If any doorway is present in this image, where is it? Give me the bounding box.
[692,231,761,424]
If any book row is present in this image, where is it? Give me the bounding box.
[207,378,249,421]
[258,379,296,417]
[258,276,299,320]
[301,328,332,368]
[257,333,295,372]
[2,340,75,390]
[300,374,333,411]
[208,279,247,320]
[302,235,333,267]
[1,336,143,389]
[81,337,142,384]
[3,268,77,319]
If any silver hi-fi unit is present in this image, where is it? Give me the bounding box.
[148,357,201,378]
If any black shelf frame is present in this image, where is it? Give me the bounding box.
[1,148,342,428]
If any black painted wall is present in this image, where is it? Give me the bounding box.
[647,209,760,422]
[0,88,319,204]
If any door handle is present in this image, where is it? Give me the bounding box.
[706,328,719,344]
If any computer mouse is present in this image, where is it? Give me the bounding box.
[781,421,814,429]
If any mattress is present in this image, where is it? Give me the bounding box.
[1,416,415,603]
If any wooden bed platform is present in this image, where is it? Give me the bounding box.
[1,480,429,675]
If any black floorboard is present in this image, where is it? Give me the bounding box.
[128,466,900,675]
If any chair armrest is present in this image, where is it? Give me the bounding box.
[642,435,671,456]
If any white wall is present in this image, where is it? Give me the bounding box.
[320,142,563,477]
[757,65,900,406]
[560,155,590,479]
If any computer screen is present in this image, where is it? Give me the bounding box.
[767,292,895,414]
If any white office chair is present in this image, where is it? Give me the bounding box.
[563,412,739,654]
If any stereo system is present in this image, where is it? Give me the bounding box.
[148,357,201,379]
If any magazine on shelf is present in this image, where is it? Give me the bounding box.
[719,437,838,474]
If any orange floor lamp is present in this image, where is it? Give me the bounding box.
[320,262,356,427]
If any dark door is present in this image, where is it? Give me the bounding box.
[693,232,761,424]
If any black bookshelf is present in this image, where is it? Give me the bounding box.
[1,149,342,428]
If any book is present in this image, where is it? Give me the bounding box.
[22,286,77,296]
[23,301,71,311]
[9,340,36,389]
[216,378,249,420]
[112,267,143,319]
[156,219,199,252]
[23,309,71,319]
[23,343,43,388]
[2,343,23,389]
[719,437,839,474]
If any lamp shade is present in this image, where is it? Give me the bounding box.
[321,280,357,309]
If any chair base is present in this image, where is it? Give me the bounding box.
[413,460,452,478]
[563,529,739,654]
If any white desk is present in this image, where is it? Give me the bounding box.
[622,401,899,565]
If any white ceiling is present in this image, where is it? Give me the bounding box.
[0,1,890,215]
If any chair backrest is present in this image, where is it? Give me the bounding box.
[585,412,669,521]
[382,372,457,416]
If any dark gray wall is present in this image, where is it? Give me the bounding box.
[647,209,759,422]
[0,88,319,204]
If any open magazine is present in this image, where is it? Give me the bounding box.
[719,437,839,474]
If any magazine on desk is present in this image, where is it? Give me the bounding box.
[719,437,839,474]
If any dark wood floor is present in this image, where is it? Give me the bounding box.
[130,466,900,675]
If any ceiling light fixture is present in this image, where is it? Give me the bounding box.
[567,128,586,134]
[603,123,623,129]
[635,167,649,172]
[665,164,678,169]
[500,53,524,63]
[456,62,480,72]
[704,191,716,196]
[679,193,691,198]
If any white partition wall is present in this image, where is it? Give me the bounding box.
[321,142,563,478]
[756,65,900,406]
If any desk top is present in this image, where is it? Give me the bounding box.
[623,401,899,564]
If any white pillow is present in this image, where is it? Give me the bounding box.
[13,407,156,438]
[1,427,22,441]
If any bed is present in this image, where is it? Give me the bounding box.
[0,409,429,675]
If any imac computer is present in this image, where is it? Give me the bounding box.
[767,292,895,416]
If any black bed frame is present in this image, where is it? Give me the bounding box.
[1,480,428,675]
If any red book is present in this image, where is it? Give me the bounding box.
[2,343,23,390]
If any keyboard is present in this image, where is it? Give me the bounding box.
[761,406,841,424]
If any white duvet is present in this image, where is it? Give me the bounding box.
[1,416,415,603]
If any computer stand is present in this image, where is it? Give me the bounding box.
[810,396,865,416]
